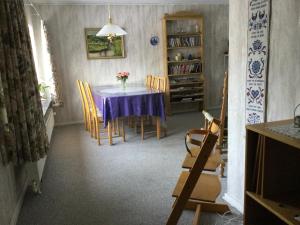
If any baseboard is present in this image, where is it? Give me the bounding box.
[54,120,83,127]
[223,193,244,213]
[9,176,30,225]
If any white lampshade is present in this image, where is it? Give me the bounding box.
[96,23,127,37]
[96,5,127,37]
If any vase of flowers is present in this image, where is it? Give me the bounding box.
[116,72,129,90]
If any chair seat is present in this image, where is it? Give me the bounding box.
[172,171,221,203]
[182,147,222,171]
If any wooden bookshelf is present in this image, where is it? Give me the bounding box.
[244,120,300,225]
[162,11,204,115]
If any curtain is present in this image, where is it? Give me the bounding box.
[0,0,49,165]
[42,21,63,106]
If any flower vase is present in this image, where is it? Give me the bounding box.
[121,80,126,90]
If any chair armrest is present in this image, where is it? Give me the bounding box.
[185,129,208,155]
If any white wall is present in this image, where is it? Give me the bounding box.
[0,164,29,225]
[267,0,300,121]
[33,4,229,124]
[225,0,300,213]
[224,0,248,212]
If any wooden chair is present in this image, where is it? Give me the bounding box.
[182,72,228,176]
[76,80,90,131]
[166,131,230,225]
[140,76,167,140]
[84,82,125,145]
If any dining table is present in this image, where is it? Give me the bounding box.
[92,84,166,145]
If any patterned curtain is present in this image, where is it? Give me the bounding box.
[0,0,49,165]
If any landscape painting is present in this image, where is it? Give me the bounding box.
[85,28,125,59]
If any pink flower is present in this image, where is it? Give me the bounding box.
[116,72,129,81]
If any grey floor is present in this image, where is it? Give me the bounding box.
[17,112,243,225]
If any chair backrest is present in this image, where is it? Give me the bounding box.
[151,76,160,90]
[166,132,219,225]
[218,72,228,148]
[146,75,152,88]
[76,80,86,113]
[77,80,91,117]
[158,77,166,92]
[84,81,97,118]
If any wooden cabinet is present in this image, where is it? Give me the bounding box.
[162,11,204,115]
[245,120,300,225]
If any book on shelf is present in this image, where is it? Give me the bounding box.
[168,63,202,75]
[168,36,201,48]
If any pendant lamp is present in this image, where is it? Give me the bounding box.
[96,5,127,41]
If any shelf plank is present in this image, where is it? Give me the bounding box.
[171,93,204,98]
[167,32,201,36]
[168,73,202,77]
[171,99,203,104]
[246,191,300,225]
[170,81,204,86]
[170,88,203,93]
[168,60,201,64]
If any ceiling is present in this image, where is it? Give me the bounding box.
[28,0,228,5]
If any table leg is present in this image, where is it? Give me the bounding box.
[156,117,161,140]
[108,121,113,145]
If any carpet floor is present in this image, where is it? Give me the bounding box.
[17,112,242,225]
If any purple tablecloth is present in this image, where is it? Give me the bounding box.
[92,85,166,127]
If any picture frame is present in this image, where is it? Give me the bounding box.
[85,28,125,59]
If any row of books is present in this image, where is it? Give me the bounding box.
[170,77,199,83]
[168,36,201,48]
[168,63,202,75]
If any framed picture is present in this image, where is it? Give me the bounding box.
[85,28,125,59]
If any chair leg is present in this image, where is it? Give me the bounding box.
[221,160,226,178]
[192,204,202,225]
[117,119,121,136]
[86,112,90,132]
[96,121,100,145]
[90,118,94,138]
[141,117,144,140]
[83,111,88,131]
[93,119,97,139]
[156,117,161,140]
[121,119,125,142]
[114,120,118,135]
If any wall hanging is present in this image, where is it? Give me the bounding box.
[246,0,271,124]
